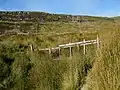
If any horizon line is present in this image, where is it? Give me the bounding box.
[0,10,119,18]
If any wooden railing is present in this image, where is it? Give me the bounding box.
[30,35,100,57]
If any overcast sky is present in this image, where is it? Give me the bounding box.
[0,0,120,17]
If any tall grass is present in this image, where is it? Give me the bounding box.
[82,29,120,90]
[27,46,95,90]
[0,14,119,90]
[0,37,96,90]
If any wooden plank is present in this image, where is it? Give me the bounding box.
[80,42,97,46]
[59,40,97,47]
[39,47,59,51]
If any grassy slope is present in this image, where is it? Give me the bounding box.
[0,11,119,90]
[82,29,120,90]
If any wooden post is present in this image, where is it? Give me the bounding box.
[30,44,33,51]
[49,48,51,55]
[77,44,79,50]
[83,39,86,55]
[58,47,61,57]
[69,47,72,57]
[97,34,99,49]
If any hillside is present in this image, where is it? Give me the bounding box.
[0,11,114,34]
[0,11,120,90]
[0,11,113,22]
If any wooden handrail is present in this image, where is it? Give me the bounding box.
[30,34,100,57]
[38,39,98,51]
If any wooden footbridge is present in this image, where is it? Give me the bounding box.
[30,34,100,57]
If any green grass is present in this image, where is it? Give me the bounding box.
[82,29,120,90]
[0,33,111,90]
[0,34,96,90]
[0,11,120,90]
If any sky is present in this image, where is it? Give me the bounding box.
[0,0,120,17]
